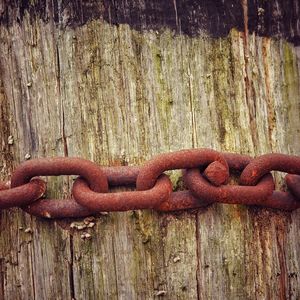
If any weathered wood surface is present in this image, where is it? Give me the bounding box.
[0,1,300,299]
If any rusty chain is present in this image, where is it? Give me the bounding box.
[0,149,300,218]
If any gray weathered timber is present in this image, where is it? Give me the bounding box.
[0,1,300,300]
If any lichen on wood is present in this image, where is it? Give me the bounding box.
[0,1,300,299]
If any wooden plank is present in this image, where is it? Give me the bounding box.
[0,2,299,299]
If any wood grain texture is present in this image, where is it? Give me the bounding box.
[0,3,300,300]
[1,0,299,44]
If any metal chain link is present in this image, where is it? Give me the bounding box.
[0,149,300,218]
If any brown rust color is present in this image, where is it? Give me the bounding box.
[184,169,275,205]
[15,164,140,218]
[72,174,172,211]
[156,191,210,212]
[74,163,212,213]
[11,157,109,192]
[23,198,94,219]
[185,152,300,210]
[21,165,140,218]
[73,171,210,213]
[10,157,109,218]
[222,152,252,171]
[265,191,300,211]
[285,174,300,200]
[0,179,46,209]
[103,166,140,186]
[203,161,228,186]
[240,153,300,185]
[23,168,210,218]
[136,148,229,191]
[1,150,300,218]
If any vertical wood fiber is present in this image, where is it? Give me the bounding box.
[0,4,300,300]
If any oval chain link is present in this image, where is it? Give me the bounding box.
[11,157,108,218]
[0,179,46,209]
[0,149,299,218]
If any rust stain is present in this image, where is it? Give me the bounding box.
[3,150,300,217]
[276,222,288,300]
[250,209,291,299]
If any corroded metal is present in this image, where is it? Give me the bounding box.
[156,191,209,212]
[72,174,172,211]
[103,166,140,186]
[184,152,275,205]
[265,191,300,211]
[239,153,300,210]
[185,152,300,210]
[136,148,229,190]
[0,149,299,218]
[0,179,46,209]
[240,153,300,185]
[11,157,108,191]
[285,174,300,200]
[184,169,275,205]
[10,157,108,217]
[23,198,94,219]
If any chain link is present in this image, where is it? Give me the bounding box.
[0,149,300,218]
[0,179,46,209]
[286,174,300,199]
